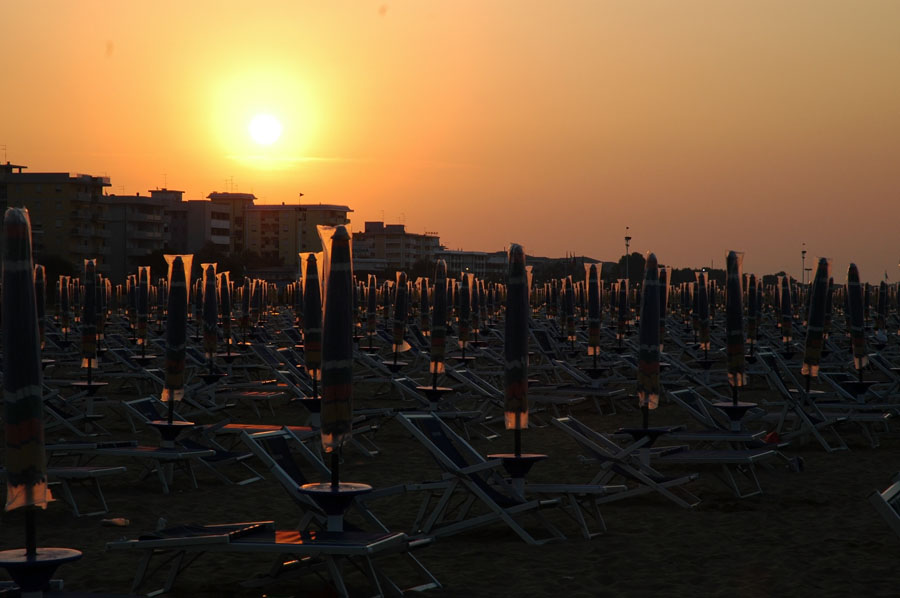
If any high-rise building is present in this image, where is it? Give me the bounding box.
[207,192,256,253]
[0,161,111,271]
[101,192,166,283]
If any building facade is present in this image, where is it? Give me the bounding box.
[1,162,111,271]
[353,221,440,272]
[101,192,166,283]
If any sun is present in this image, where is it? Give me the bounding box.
[248,113,282,145]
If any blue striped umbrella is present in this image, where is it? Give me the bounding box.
[303,254,323,382]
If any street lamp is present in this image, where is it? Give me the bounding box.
[624,226,632,281]
[801,242,807,286]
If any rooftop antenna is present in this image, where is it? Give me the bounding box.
[162,173,167,189]
[1,144,6,161]
[298,192,304,207]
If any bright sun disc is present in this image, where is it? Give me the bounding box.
[248,113,282,145]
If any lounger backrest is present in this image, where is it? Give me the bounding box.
[416,417,517,507]
[261,435,310,486]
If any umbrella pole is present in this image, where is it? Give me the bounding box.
[431,368,438,391]
[25,508,36,558]
[86,361,92,386]
[641,405,649,429]
[312,375,318,401]
[858,366,864,384]
[330,449,340,489]
[167,396,174,426]
[732,384,738,407]
[805,373,811,395]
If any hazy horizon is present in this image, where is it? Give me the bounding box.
[3,1,899,282]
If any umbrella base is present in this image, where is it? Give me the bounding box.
[0,548,82,593]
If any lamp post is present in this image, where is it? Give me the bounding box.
[624,226,632,282]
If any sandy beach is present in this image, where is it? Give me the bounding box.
[2,352,898,598]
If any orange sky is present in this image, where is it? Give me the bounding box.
[3,1,899,281]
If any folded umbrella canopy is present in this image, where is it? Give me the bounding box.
[162,255,192,406]
[696,270,710,352]
[303,253,323,381]
[725,251,746,388]
[616,280,628,341]
[747,274,758,348]
[637,254,661,422]
[780,275,793,343]
[201,263,218,359]
[34,264,46,350]
[137,265,150,346]
[219,271,232,349]
[392,271,411,355]
[430,261,448,377]
[458,273,472,348]
[3,208,52,512]
[418,277,431,337]
[847,264,867,370]
[586,264,601,358]
[58,275,71,336]
[802,257,831,379]
[658,266,669,352]
[318,225,354,457]
[563,276,576,344]
[81,259,98,370]
[365,274,377,347]
[505,244,530,454]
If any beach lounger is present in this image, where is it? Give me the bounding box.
[396,412,623,543]
[870,478,900,541]
[551,416,701,508]
[0,464,126,517]
[106,520,440,597]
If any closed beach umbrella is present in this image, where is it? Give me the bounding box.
[587,264,601,357]
[59,275,71,335]
[81,259,98,369]
[303,253,322,379]
[366,274,377,340]
[824,277,834,339]
[802,257,830,379]
[725,251,745,388]
[319,225,354,454]
[3,207,52,512]
[747,274,758,347]
[780,275,793,343]
[876,281,888,333]
[697,271,710,352]
[616,280,628,340]
[419,278,431,336]
[658,266,668,352]
[431,261,448,376]
[458,273,471,347]
[162,255,192,405]
[563,276,576,343]
[392,272,410,354]
[505,244,529,453]
[219,271,232,348]
[201,263,218,359]
[240,277,251,336]
[34,264,46,350]
[847,264,867,370]
[137,265,150,345]
[637,254,661,419]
